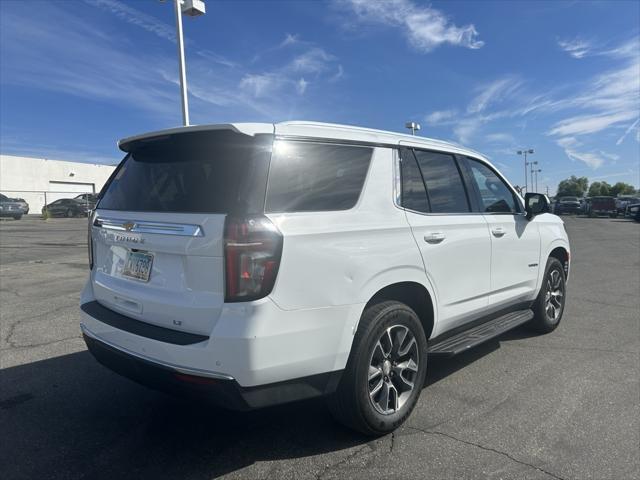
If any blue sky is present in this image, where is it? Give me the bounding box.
[1,0,638,193]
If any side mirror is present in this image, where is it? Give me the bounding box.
[524,193,550,220]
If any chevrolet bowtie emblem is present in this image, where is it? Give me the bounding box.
[123,222,135,232]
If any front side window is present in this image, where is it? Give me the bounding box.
[467,158,519,213]
[265,141,373,213]
[413,150,470,213]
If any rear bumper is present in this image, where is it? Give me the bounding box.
[82,329,341,410]
[79,279,361,407]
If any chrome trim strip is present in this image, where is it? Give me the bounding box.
[80,323,235,381]
[94,217,203,237]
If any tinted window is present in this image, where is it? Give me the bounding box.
[467,158,519,213]
[413,150,469,213]
[99,130,271,214]
[400,149,429,212]
[265,141,372,213]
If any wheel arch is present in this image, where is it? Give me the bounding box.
[548,245,570,280]
[362,281,435,341]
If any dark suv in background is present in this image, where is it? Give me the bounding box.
[554,196,581,215]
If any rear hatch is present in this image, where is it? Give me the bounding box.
[90,126,273,336]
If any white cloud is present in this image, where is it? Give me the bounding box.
[556,137,580,149]
[85,0,176,42]
[239,73,286,98]
[615,118,639,145]
[296,78,309,95]
[548,111,637,137]
[424,109,457,125]
[485,133,515,144]
[329,64,345,82]
[564,149,605,169]
[290,48,335,73]
[468,77,522,114]
[280,33,300,47]
[338,0,484,52]
[558,38,592,59]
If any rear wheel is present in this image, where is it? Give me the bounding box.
[12,215,22,220]
[327,301,427,436]
[529,257,566,333]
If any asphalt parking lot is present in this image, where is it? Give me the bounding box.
[1,215,638,480]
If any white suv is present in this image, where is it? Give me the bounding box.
[81,121,570,435]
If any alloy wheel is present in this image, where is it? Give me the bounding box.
[367,325,419,415]
[545,268,564,322]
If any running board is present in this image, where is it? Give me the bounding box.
[428,309,534,357]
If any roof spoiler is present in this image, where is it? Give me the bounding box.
[118,123,274,152]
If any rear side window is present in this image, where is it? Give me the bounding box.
[98,130,272,214]
[413,150,470,213]
[400,148,429,212]
[265,141,373,213]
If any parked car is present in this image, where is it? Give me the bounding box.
[554,196,581,215]
[80,122,570,435]
[74,193,98,210]
[625,202,640,222]
[584,196,617,217]
[0,193,24,219]
[615,196,639,215]
[42,198,91,217]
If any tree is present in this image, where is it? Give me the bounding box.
[588,181,612,197]
[610,182,636,197]
[556,176,589,197]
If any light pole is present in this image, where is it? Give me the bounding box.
[168,0,206,126]
[530,160,538,192]
[405,122,421,136]
[535,168,542,192]
[517,149,534,193]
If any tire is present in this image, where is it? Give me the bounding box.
[529,257,566,334]
[13,215,22,220]
[327,301,427,436]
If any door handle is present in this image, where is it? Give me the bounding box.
[424,232,446,244]
[491,227,506,237]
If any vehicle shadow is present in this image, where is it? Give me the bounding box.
[1,337,505,480]
[0,350,364,480]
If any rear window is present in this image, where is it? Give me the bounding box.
[98,130,272,214]
[265,141,373,213]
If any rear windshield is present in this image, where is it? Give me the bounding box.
[98,130,272,214]
[561,197,578,202]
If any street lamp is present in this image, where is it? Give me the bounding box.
[168,0,206,126]
[530,160,538,192]
[517,149,534,193]
[535,168,542,192]
[405,122,421,136]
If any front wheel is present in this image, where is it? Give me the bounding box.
[13,215,22,220]
[327,301,427,436]
[529,257,566,333]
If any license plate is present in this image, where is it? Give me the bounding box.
[122,251,154,282]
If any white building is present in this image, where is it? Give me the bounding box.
[0,155,117,213]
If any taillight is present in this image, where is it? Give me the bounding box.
[224,215,283,302]
[88,210,95,270]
